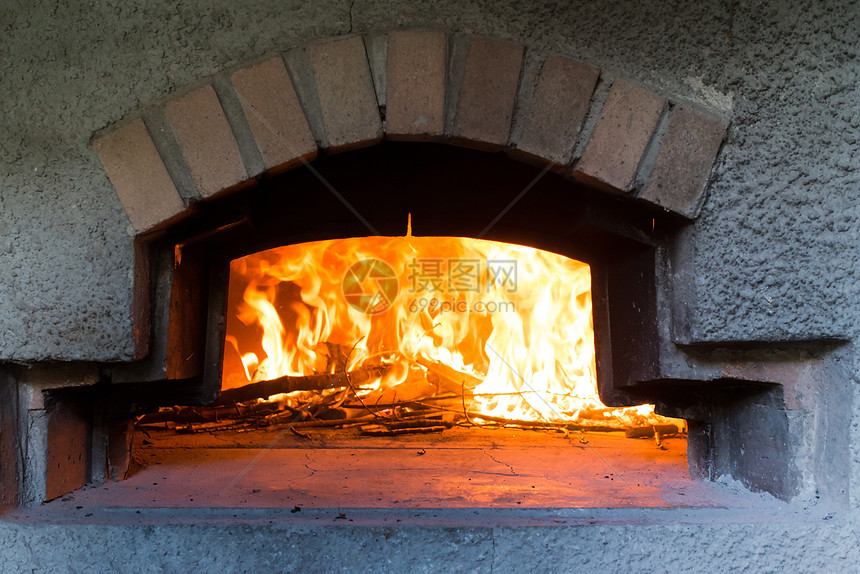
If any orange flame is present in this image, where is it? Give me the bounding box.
[222,236,680,428]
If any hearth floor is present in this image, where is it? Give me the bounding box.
[40,427,761,510]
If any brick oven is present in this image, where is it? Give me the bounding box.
[2,7,859,572]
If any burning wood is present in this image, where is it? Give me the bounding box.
[415,357,483,394]
[214,365,389,405]
[213,234,688,433]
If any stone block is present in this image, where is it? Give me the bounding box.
[231,57,317,172]
[308,36,383,151]
[517,55,599,165]
[163,85,248,198]
[639,105,728,218]
[575,79,665,192]
[93,119,186,233]
[45,400,89,502]
[453,36,524,148]
[386,30,447,139]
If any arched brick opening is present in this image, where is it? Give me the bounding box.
[93,32,728,233]
[91,30,729,369]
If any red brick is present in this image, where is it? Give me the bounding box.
[575,79,665,192]
[231,57,317,172]
[308,36,383,151]
[164,85,248,198]
[517,55,599,165]
[386,30,447,139]
[0,380,18,513]
[453,36,524,148]
[639,105,729,218]
[93,119,186,233]
[45,401,89,502]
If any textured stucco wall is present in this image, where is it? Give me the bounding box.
[1,0,858,361]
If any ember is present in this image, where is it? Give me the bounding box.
[183,232,685,437]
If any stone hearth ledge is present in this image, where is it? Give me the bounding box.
[1,507,856,572]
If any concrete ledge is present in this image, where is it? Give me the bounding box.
[0,507,855,572]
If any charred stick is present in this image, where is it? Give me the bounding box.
[214,365,389,405]
[360,425,449,436]
[466,413,564,428]
[284,414,381,429]
[136,405,236,424]
[466,412,631,432]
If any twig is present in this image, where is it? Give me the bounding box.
[289,426,312,440]
[461,378,473,426]
[341,337,388,421]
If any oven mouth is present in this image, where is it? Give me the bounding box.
[119,142,681,408]
[88,142,709,509]
[59,141,826,509]
[119,231,691,510]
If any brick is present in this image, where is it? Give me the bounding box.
[164,85,248,198]
[0,379,18,513]
[386,30,447,139]
[45,401,89,502]
[453,36,524,148]
[93,119,186,233]
[575,79,665,192]
[231,57,317,172]
[639,105,729,218]
[517,55,599,165]
[308,37,383,150]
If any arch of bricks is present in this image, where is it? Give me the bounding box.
[93,31,729,237]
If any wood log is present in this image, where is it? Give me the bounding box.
[214,365,389,406]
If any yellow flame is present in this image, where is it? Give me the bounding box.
[221,236,679,427]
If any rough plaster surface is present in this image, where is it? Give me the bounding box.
[0,2,858,347]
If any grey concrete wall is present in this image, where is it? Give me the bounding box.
[1,0,858,361]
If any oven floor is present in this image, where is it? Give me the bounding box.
[51,427,755,509]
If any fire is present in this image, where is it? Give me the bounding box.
[222,235,681,429]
